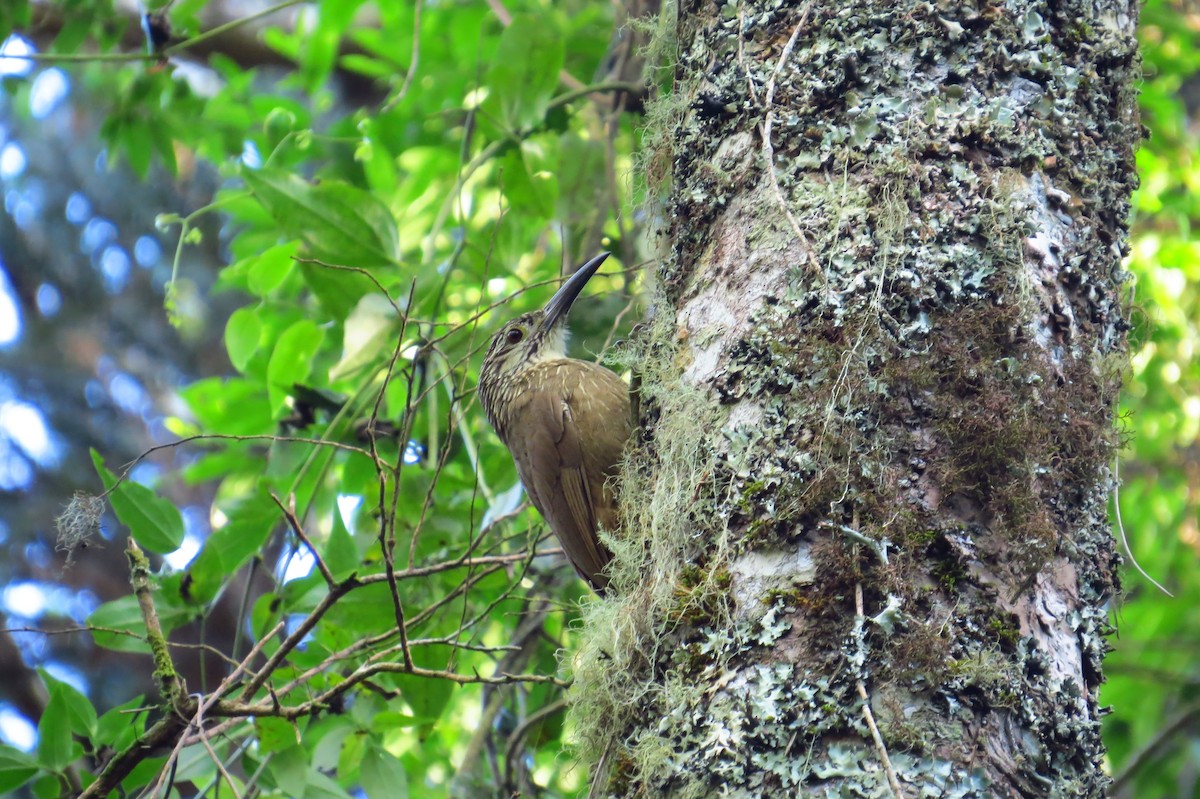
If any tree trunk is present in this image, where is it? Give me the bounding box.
[573,0,1138,796]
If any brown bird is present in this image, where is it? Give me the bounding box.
[478,253,631,593]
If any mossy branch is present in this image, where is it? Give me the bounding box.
[125,538,185,708]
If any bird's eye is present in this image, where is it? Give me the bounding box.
[505,327,524,345]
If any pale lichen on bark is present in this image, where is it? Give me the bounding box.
[574,0,1139,796]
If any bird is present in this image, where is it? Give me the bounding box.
[478,253,632,593]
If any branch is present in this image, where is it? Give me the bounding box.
[271,491,336,587]
[126,539,184,706]
[77,714,187,799]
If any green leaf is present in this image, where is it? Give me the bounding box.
[38,670,96,738]
[299,259,371,321]
[370,711,434,731]
[87,596,151,653]
[0,748,38,793]
[36,683,73,772]
[182,490,278,604]
[95,695,146,752]
[149,117,178,176]
[267,745,309,797]
[242,167,400,269]
[266,319,326,415]
[386,674,453,738]
[53,15,92,55]
[306,769,355,799]
[180,377,274,435]
[248,241,300,296]
[324,516,360,579]
[263,107,298,152]
[339,53,395,79]
[483,15,564,133]
[249,591,282,642]
[500,144,557,218]
[298,0,365,91]
[0,1,32,30]
[337,727,367,780]
[361,742,408,799]
[91,450,185,553]
[329,293,398,381]
[556,132,606,223]
[255,717,301,754]
[120,116,153,178]
[30,773,58,799]
[225,305,262,373]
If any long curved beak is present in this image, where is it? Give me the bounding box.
[541,252,610,331]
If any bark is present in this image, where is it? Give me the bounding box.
[573,0,1138,797]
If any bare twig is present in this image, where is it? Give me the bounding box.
[382,0,422,112]
[1111,698,1200,795]
[1113,458,1172,596]
[192,704,243,799]
[504,698,566,789]
[271,491,336,587]
[150,621,285,797]
[854,581,905,799]
[373,280,420,672]
[93,433,371,500]
[761,7,822,278]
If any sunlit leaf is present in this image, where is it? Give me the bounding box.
[243,167,400,270]
[91,450,185,554]
[266,319,326,415]
[482,14,565,133]
[361,743,409,799]
[225,305,262,373]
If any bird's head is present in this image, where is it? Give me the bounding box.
[480,252,609,389]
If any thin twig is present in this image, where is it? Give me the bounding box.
[271,491,336,587]
[854,581,905,799]
[163,0,307,58]
[291,258,405,316]
[761,7,822,279]
[504,698,566,787]
[149,621,285,797]
[374,281,420,672]
[1111,698,1200,794]
[1113,458,1172,596]
[192,704,243,799]
[381,0,422,112]
[94,433,371,500]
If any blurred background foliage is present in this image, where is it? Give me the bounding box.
[0,0,1193,797]
[1106,2,1200,796]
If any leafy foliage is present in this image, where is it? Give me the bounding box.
[1,0,640,796]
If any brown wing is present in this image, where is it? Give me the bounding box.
[570,362,631,535]
[511,385,613,592]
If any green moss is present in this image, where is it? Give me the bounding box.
[986,615,1022,650]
